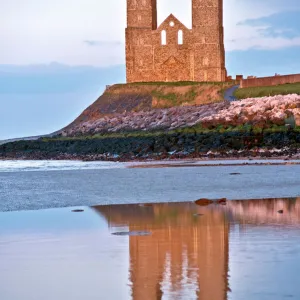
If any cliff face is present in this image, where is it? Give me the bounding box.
[67,82,231,129]
[62,94,300,137]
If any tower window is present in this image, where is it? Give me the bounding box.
[178,30,183,45]
[161,30,167,45]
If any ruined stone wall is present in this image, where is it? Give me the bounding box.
[126,0,226,83]
[241,74,300,88]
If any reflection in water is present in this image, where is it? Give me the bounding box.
[1,197,300,300]
[95,203,229,300]
[94,197,300,300]
[227,198,300,225]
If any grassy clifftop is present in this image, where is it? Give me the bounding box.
[235,83,300,99]
[109,81,233,108]
[69,81,234,128]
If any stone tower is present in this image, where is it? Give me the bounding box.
[192,0,226,81]
[126,0,226,83]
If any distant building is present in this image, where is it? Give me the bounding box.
[236,75,244,81]
[125,0,227,83]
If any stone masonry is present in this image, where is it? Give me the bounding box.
[126,0,227,83]
[240,73,300,88]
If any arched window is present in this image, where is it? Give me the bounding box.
[178,30,183,45]
[161,30,167,45]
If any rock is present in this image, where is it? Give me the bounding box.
[72,209,84,212]
[277,210,284,214]
[139,203,152,207]
[217,198,227,205]
[195,199,214,206]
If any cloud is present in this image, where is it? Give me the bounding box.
[238,11,300,39]
[84,40,123,47]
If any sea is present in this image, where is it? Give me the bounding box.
[0,159,299,300]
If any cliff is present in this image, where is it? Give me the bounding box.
[61,94,300,137]
[67,82,232,129]
[1,83,299,161]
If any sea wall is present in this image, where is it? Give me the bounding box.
[0,130,299,161]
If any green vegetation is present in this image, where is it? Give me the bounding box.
[42,124,300,142]
[151,88,198,107]
[112,81,236,88]
[234,83,300,99]
[1,127,299,160]
[1,125,299,160]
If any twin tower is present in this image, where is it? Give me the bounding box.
[126,0,227,83]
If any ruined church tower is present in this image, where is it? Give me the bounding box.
[126,0,226,83]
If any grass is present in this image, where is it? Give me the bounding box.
[43,125,300,142]
[105,81,236,109]
[234,82,300,99]
[112,81,236,88]
[151,88,198,107]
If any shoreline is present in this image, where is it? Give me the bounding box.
[128,160,300,168]
[1,151,299,162]
[0,155,300,170]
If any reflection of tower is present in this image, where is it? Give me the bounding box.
[95,203,230,300]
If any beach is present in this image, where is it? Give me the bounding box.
[0,159,299,299]
[1,199,300,300]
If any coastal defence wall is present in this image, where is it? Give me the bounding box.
[240,73,300,88]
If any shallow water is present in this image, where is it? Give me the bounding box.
[0,161,299,212]
[1,198,300,300]
[0,159,299,172]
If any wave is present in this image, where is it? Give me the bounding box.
[0,160,126,172]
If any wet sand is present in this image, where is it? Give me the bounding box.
[1,198,300,300]
[128,158,300,169]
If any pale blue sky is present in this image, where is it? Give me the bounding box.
[0,0,300,139]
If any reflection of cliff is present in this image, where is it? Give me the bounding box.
[94,203,229,300]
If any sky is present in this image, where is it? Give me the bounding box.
[0,0,300,139]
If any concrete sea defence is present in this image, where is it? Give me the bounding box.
[63,94,300,136]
